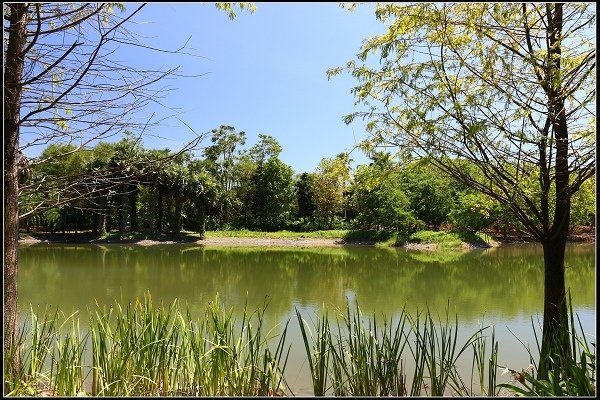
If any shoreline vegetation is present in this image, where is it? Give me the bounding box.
[5,294,595,397]
[18,226,595,250]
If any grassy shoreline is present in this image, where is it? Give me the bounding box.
[18,227,595,250]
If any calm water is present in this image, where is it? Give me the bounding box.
[18,243,596,395]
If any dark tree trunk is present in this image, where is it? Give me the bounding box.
[148,184,157,234]
[157,185,163,233]
[129,184,138,231]
[119,189,129,233]
[96,194,107,237]
[537,4,572,379]
[4,3,29,388]
[197,199,206,239]
[172,194,183,234]
[538,234,571,379]
[97,212,107,237]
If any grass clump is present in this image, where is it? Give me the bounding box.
[407,230,493,249]
[296,301,499,396]
[5,294,291,397]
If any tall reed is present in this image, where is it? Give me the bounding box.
[296,307,331,396]
[49,311,88,396]
[6,293,291,397]
[4,306,58,396]
[297,301,497,397]
[6,294,594,397]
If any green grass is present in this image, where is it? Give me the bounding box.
[407,231,493,249]
[296,301,497,396]
[5,295,594,397]
[498,293,596,396]
[5,294,291,397]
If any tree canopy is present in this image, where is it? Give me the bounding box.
[329,2,596,377]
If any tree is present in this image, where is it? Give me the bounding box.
[3,2,248,376]
[295,172,318,223]
[21,143,93,233]
[203,125,247,226]
[330,3,595,376]
[569,176,596,228]
[251,157,296,230]
[448,192,502,233]
[351,154,416,232]
[247,133,282,167]
[399,159,456,231]
[312,153,351,229]
[185,160,218,238]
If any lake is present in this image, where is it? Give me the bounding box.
[18,242,596,395]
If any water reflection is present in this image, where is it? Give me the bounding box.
[19,243,595,322]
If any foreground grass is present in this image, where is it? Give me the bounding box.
[5,295,594,397]
[5,295,290,397]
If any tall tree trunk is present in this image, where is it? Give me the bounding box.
[4,3,29,388]
[538,101,572,377]
[539,234,570,379]
[157,185,163,233]
[119,190,129,233]
[129,184,138,231]
[148,184,157,234]
[172,194,183,234]
[197,198,206,239]
[97,194,107,237]
[538,3,572,379]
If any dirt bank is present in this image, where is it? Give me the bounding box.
[18,234,354,248]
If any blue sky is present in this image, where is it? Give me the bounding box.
[120,2,386,173]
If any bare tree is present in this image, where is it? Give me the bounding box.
[3,2,213,377]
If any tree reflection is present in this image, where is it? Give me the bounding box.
[18,243,595,326]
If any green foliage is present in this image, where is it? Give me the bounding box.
[351,156,418,233]
[448,192,502,233]
[36,144,90,178]
[247,134,282,167]
[203,125,248,227]
[251,158,296,230]
[408,230,491,249]
[399,160,456,230]
[312,154,352,229]
[21,130,593,237]
[214,2,256,20]
[295,172,318,226]
[570,177,596,227]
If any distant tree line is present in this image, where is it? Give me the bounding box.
[19,125,595,237]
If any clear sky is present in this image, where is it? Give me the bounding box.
[115,2,387,174]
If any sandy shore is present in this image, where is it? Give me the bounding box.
[18,235,367,248]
